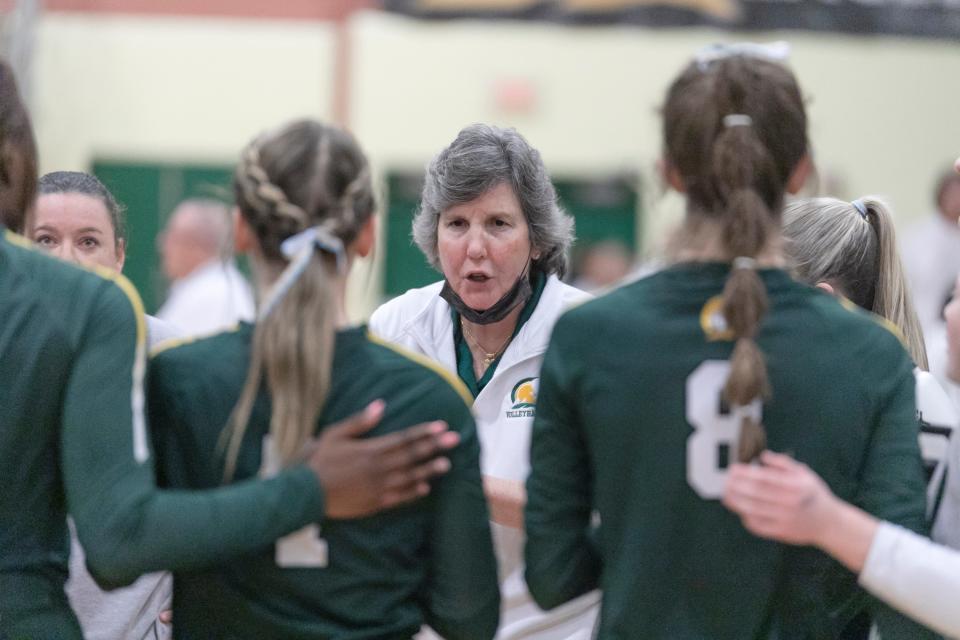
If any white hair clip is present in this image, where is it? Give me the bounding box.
[733,256,757,270]
[723,114,753,128]
[696,41,791,71]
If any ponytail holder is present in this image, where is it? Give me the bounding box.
[733,256,757,270]
[280,225,346,274]
[259,225,346,319]
[723,114,753,128]
[851,199,869,220]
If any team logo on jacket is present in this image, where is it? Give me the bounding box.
[700,295,735,342]
[506,377,538,419]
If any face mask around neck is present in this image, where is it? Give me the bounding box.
[440,268,533,325]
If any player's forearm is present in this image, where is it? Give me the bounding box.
[524,514,599,610]
[427,427,500,640]
[855,365,930,535]
[858,522,960,639]
[77,467,323,587]
[813,496,879,574]
[483,475,525,530]
[427,592,500,640]
[817,477,940,638]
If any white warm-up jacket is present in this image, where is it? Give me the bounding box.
[370,275,599,640]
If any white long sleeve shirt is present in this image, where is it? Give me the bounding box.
[861,522,960,639]
[157,260,254,336]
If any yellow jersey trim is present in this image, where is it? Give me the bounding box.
[3,228,33,249]
[150,323,242,358]
[91,265,148,351]
[838,296,908,348]
[366,330,475,408]
[5,228,149,349]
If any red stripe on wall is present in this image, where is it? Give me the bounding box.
[43,0,376,21]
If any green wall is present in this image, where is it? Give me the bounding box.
[92,161,641,312]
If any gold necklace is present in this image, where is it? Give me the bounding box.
[460,319,511,368]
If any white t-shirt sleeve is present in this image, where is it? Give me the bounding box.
[860,521,960,639]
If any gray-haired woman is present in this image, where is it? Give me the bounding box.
[370,123,598,639]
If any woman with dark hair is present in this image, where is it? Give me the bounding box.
[371,123,596,639]
[30,170,179,348]
[27,170,177,639]
[524,48,933,638]
[149,119,499,638]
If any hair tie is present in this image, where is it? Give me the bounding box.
[259,225,346,319]
[280,225,346,273]
[733,256,757,270]
[851,199,869,220]
[723,114,753,128]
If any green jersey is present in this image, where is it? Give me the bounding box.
[525,263,934,640]
[148,324,499,640]
[0,230,328,639]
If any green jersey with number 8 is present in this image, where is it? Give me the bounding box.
[525,262,934,639]
[149,323,499,640]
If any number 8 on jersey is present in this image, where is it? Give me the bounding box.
[686,360,763,499]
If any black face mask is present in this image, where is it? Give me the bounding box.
[440,269,533,325]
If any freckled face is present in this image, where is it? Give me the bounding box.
[30,193,124,272]
[437,182,533,311]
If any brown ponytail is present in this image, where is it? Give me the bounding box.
[663,54,808,462]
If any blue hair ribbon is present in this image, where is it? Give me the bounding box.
[258,226,346,319]
[851,199,869,220]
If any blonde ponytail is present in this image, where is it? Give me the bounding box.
[863,198,928,370]
[783,196,928,370]
[222,120,374,481]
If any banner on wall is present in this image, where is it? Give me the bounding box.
[381,0,960,39]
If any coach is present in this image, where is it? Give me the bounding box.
[370,123,597,640]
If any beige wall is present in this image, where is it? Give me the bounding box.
[351,12,960,257]
[27,10,960,314]
[33,13,336,169]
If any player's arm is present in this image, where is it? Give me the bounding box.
[62,281,331,586]
[420,396,500,640]
[524,320,600,610]
[483,475,525,529]
[859,522,960,639]
[64,280,456,587]
[724,452,960,639]
[843,340,941,639]
[855,342,929,532]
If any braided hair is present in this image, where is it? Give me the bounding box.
[223,120,375,480]
[663,54,808,462]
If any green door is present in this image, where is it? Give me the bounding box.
[93,161,234,313]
